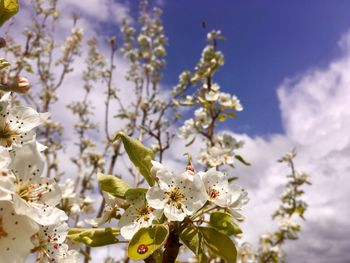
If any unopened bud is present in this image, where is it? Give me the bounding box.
[0,76,31,94]
[17,77,30,93]
[184,153,195,175]
[186,164,195,175]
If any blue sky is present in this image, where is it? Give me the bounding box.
[123,0,350,136]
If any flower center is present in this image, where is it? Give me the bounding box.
[0,217,8,239]
[136,206,154,222]
[0,121,18,147]
[209,188,220,200]
[16,182,49,203]
[165,187,185,209]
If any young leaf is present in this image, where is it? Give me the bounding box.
[185,136,196,147]
[199,227,237,262]
[226,111,236,118]
[209,212,242,236]
[180,225,208,263]
[97,172,130,198]
[114,132,155,186]
[67,227,120,247]
[235,154,251,166]
[0,0,19,27]
[128,225,169,260]
[217,114,227,122]
[124,187,148,201]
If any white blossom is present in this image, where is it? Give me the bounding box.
[88,192,120,227]
[194,107,211,128]
[0,142,63,225]
[199,168,241,208]
[237,242,257,263]
[205,90,219,102]
[198,133,244,167]
[178,119,195,139]
[218,92,232,107]
[0,200,39,262]
[31,211,76,263]
[119,194,161,240]
[146,161,207,221]
[278,217,299,232]
[0,93,50,149]
[231,95,243,111]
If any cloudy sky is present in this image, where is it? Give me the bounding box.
[7,1,350,262]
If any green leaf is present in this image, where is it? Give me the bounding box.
[0,0,19,27]
[235,154,251,166]
[124,187,148,201]
[128,225,169,260]
[97,172,130,198]
[180,225,208,263]
[217,114,227,122]
[226,111,236,118]
[185,137,196,147]
[209,212,242,236]
[114,132,155,186]
[0,58,10,70]
[67,227,120,247]
[199,227,237,262]
[228,177,238,183]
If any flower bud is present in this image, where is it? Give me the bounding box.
[1,76,31,94]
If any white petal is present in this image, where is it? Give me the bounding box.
[9,106,50,132]
[146,186,166,209]
[9,141,45,182]
[150,161,173,190]
[120,220,141,240]
[13,195,67,225]
[179,176,207,214]
[58,249,80,263]
[0,172,15,200]
[163,204,186,221]
[0,200,39,262]
[0,148,10,168]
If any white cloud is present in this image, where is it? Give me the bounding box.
[233,30,350,263]
[59,0,132,26]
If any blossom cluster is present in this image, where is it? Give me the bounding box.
[0,93,78,262]
[174,30,245,168]
[236,150,311,263]
[95,160,248,242]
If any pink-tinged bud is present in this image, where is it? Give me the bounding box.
[185,153,195,175]
[16,77,30,93]
[1,76,31,94]
[186,164,195,175]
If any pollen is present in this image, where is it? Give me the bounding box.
[136,206,154,222]
[16,182,49,203]
[209,188,220,199]
[165,186,185,209]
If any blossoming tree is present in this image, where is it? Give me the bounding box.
[0,0,310,262]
